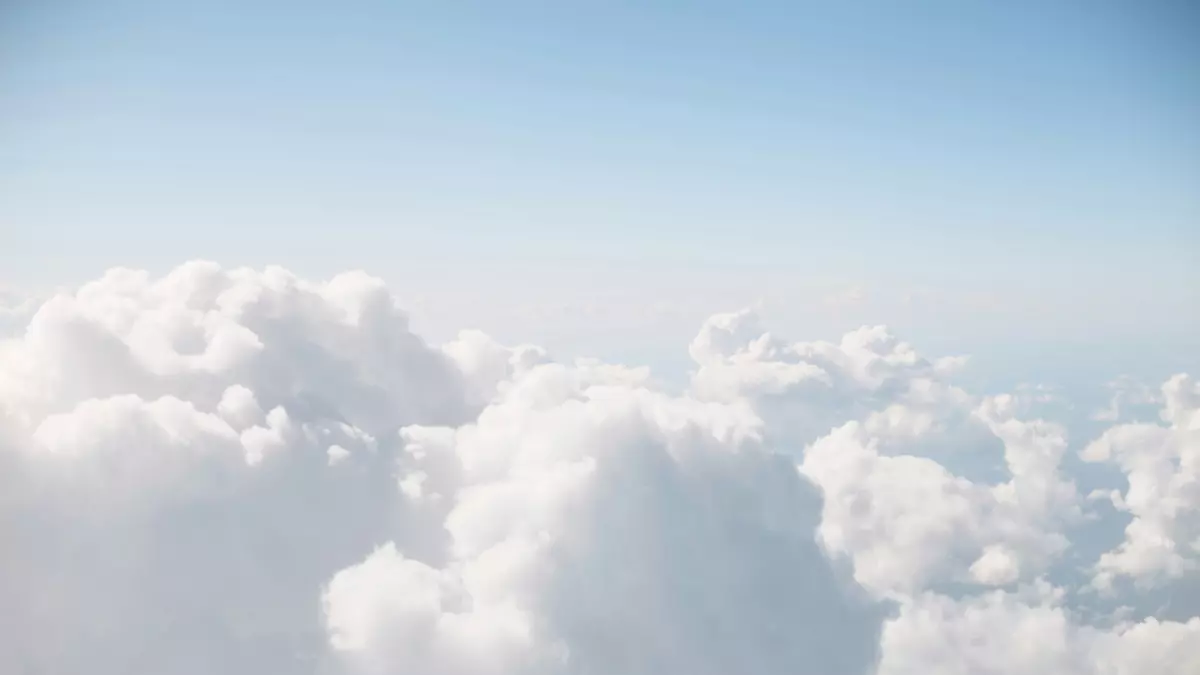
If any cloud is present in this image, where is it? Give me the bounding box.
[0,262,474,673]
[798,411,1077,597]
[822,285,867,308]
[0,262,1196,674]
[326,360,884,675]
[1091,375,1161,423]
[0,286,38,336]
[687,309,971,454]
[878,583,1200,675]
[1082,374,1200,589]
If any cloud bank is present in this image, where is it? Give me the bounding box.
[0,262,1196,674]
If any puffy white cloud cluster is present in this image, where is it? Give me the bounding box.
[326,360,883,675]
[879,584,1200,675]
[1083,374,1200,589]
[0,262,1195,674]
[687,310,1081,595]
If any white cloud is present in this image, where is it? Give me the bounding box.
[878,584,1200,675]
[686,310,1080,596]
[0,262,474,673]
[326,357,883,675]
[0,285,39,336]
[1082,374,1200,589]
[687,309,969,455]
[1091,375,1162,423]
[970,544,1022,586]
[799,412,1075,597]
[822,285,868,308]
[0,263,1195,674]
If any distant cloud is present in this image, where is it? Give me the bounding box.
[822,285,868,308]
[0,262,1196,674]
[1091,375,1161,422]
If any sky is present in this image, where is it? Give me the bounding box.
[1,3,1200,674]
[2,1,1198,368]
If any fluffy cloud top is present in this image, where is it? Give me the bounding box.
[1082,374,1200,589]
[0,262,1195,674]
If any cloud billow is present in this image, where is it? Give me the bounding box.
[0,262,1196,674]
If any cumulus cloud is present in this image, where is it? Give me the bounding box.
[798,411,1076,597]
[878,583,1200,675]
[327,360,882,675]
[0,262,1195,674]
[0,262,473,673]
[1082,374,1200,589]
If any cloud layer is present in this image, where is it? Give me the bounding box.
[0,262,1196,674]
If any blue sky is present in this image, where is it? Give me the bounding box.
[2,0,1197,374]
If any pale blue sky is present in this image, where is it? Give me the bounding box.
[2,0,1197,375]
